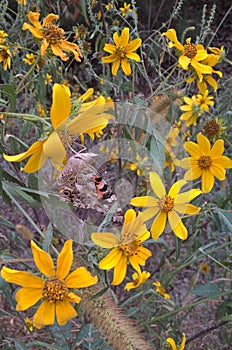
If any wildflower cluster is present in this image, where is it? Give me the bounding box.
[0,1,231,349]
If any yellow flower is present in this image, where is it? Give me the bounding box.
[24,317,33,332]
[3,84,112,172]
[166,333,186,350]
[105,3,114,11]
[180,133,232,193]
[120,2,133,16]
[91,209,152,285]
[125,270,150,291]
[0,30,8,45]
[199,262,210,274]
[162,29,212,82]
[69,88,114,140]
[23,53,35,65]
[44,73,53,85]
[180,90,214,126]
[22,11,82,62]
[1,240,98,329]
[18,0,27,5]
[130,172,202,240]
[0,45,11,70]
[102,27,142,76]
[153,281,170,299]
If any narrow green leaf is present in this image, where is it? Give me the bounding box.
[191,283,220,297]
[0,83,16,111]
[216,208,232,232]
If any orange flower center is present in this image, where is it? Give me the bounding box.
[42,277,68,303]
[183,42,197,59]
[121,233,141,256]
[43,25,65,44]
[198,155,212,169]
[115,46,127,58]
[203,120,220,138]
[159,195,174,212]
[0,47,10,59]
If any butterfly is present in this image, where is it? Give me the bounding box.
[55,151,122,222]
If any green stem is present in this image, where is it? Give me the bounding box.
[16,54,41,94]
[150,290,230,322]
[1,112,50,126]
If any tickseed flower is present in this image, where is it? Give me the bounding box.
[3,84,112,172]
[120,2,133,16]
[102,27,142,76]
[125,270,150,291]
[166,333,186,350]
[18,0,27,5]
[24,317,33,332]
[186,48,223,93]
[105,2,114,11]
[23,53,35,65]
[1,240,98,329]
[130,172,202,240]
[0,45,11,70]
[44,73,53,85]
[91,209,152,285]
[199,262,210,274]
[180,90,214,126]
[203,118,225,140]
[153,281,170,299]
[0,30,8,45]
[180,132,232,193]
[162,29,212,82]
[22,11,82,62]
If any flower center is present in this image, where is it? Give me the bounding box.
[183,42,197,59]
[43,25,65,44]
[115,46,127,58]
[159,195,174,212]
[203,120,220,138]
[42,277,68,303]
[198,155,212,169]
[121,233,141,256]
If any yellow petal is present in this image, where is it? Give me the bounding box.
[50,43,68,61]
[120,27,129,46]
[42,13,59,26]
[111,254,127,285]
[99,248,122,269]
[184,141,200,158]
[126,52,141,61]
[67,291,81,304]
[150,211,167,240]
[142,207,160,221]
[162,29,183,51]
[40,40,49,57]
[43,132,66,168]
[112,59,120,76]
[1,267,43,287]
[22,142,47,173]
[130,195,158,207]
[50,84,71,129]
[15,287,42,311]
[168,211,188,240]
[174,203,201,215]
[31,240,55,276]
[197,133,211,155]
[123,208,136,225]
[179,54,191,70]
[210,164,226,181]
[33,301,55,329]
[65,267,98,288]
[22,23,43,38]
[168,179,187,199]
[103,43,117,54]
[102,54,116,64]
[213,156,232,168]
[210,139,224,157]
[91,232,119,248]
[166,337,177,350]
[77,88,94,102]
[126,38,142,53]
[3,140,44,163]
[56,301,77,326]
[56,240,73,280]
[174,189,202,204]
[184,166,202,181]
[149,172,166,198]
[201,169,215,193]
[121,58,131,75]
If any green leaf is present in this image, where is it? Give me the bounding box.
[216,208,232,232]
[42,223,53,253]
[0,216,15,228]
[191,283,220,297]
[149,133,165,174]
[0,83,16,111]
[3,182,39,206]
